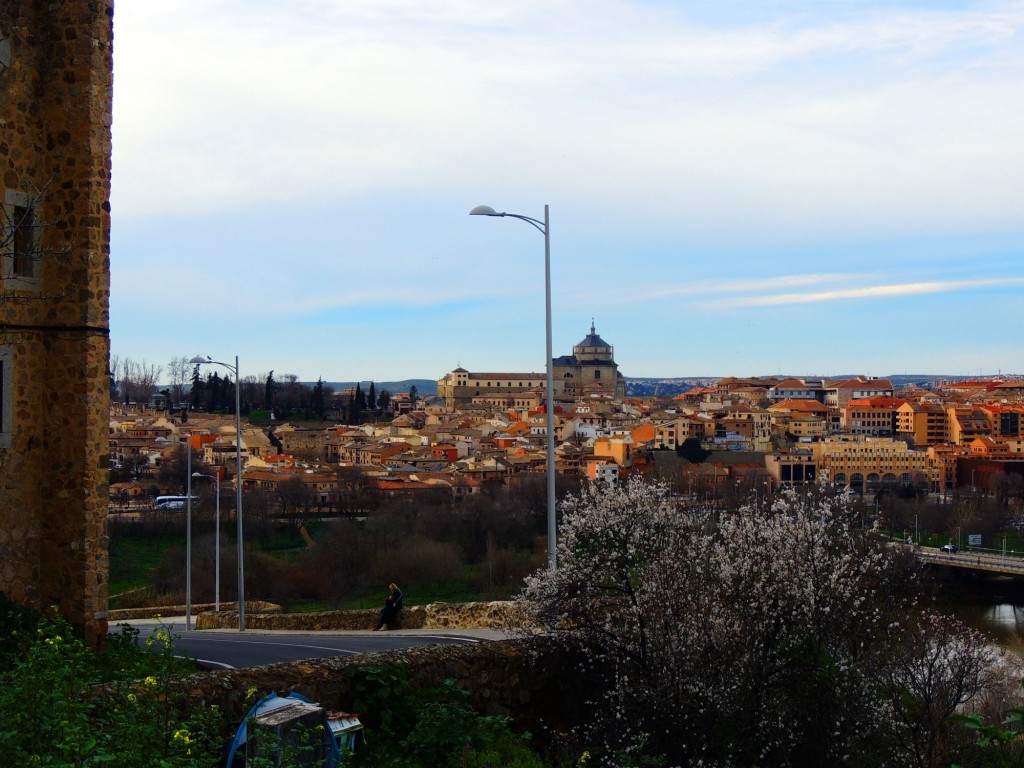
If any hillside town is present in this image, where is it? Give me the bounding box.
[109,324,1024,512]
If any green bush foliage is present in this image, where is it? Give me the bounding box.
[348,665,545,768]
[0,602,220,767]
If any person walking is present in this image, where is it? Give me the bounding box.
[374,582,403,631]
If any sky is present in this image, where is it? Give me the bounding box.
[109,0,1024,384]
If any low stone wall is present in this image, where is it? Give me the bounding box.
[179,636,596,749]
[193,600,525,632]
[109,601,280,623]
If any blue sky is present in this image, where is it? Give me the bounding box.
[109,0,1024,383]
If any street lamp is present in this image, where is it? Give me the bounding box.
[470,204,557,568]
[192,471,221,612]
[190,355,245,631]
[185,443,193,631]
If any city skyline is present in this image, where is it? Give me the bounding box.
[110,1,1024,383]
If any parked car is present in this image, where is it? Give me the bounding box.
[940,543,958,553]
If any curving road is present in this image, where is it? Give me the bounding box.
[112,618,502,670]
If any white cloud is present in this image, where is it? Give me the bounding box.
[112,0,1024,240]
[701,276,1024,308]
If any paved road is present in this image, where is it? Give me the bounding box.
[113,617,509,670]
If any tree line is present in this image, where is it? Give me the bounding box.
[110,355,402,423]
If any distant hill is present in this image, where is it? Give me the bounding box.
[625,378,718,397]
[624,374,1021,399]
[320,379,438,397]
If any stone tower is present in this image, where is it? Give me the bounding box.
[1,1,113,646]
[553,322,626,400]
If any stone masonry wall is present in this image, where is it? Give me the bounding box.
[177,638,597,751]
[189,600,525,632]
[0,1,113,647]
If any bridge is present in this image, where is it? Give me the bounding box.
[912,546,1024,577]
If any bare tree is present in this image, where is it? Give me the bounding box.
[166,356,191,407]
[118,358,163,407]
[878,611,997,768]
[109,353,121,401]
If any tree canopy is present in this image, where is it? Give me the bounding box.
[518,479,998,767]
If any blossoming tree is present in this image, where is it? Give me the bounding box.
[518,477,998,767]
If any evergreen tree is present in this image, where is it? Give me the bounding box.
[353,383,366,423]
[312,377,325,419]
[368,381,376,413]
[207,372,222,411]
[409,384,419,409]
[677,437,711,464]
[225,375,236,415]
[378,389,391,412]
[264,370,276,410]
[190,364,205,409]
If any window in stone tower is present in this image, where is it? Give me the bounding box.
[3,189,41,288]
[0,346,11,448]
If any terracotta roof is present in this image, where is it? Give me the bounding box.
[769,398,829,413]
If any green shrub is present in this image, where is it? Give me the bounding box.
[0,607,220,767]
[348,667,545,768]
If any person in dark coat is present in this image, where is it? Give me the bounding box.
[374,583,403,630]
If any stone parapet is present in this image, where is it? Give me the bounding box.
[108,601,279,623]
[193,600,526,632]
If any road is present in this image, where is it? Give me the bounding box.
[113,618,502,670]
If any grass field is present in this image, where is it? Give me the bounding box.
[107,518,517,611]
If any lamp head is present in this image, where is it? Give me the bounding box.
[189,355,211,364]
[469,205,500,216]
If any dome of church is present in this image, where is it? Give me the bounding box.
[576,321,610,350]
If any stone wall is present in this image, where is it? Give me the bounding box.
[191,600,525,632]
[179,637,596,750]
[108,601,281,623]
[0,1,113,647]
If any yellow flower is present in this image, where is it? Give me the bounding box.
[143,676,157,687]
[173,728,193,756]
[127,693,137,704]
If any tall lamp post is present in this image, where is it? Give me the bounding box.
[192,471,221,612]
[190,355,245,630]
[185,443,193,631]
[470,204,557,568]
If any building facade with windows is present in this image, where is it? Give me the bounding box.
[813,436,931,493]
[437,322,626,408]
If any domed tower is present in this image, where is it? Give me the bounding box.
[574,321,614,363]
[553,321,626,400]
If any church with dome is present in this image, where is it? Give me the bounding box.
[437,322,626,409]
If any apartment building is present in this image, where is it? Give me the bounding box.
[767,378,826,402]
[842,396,903,436]
[813,436,930,493]
[824,378,895,409]
[946,406,992,445]
[896,401,948,447]
[767,399,830,441]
